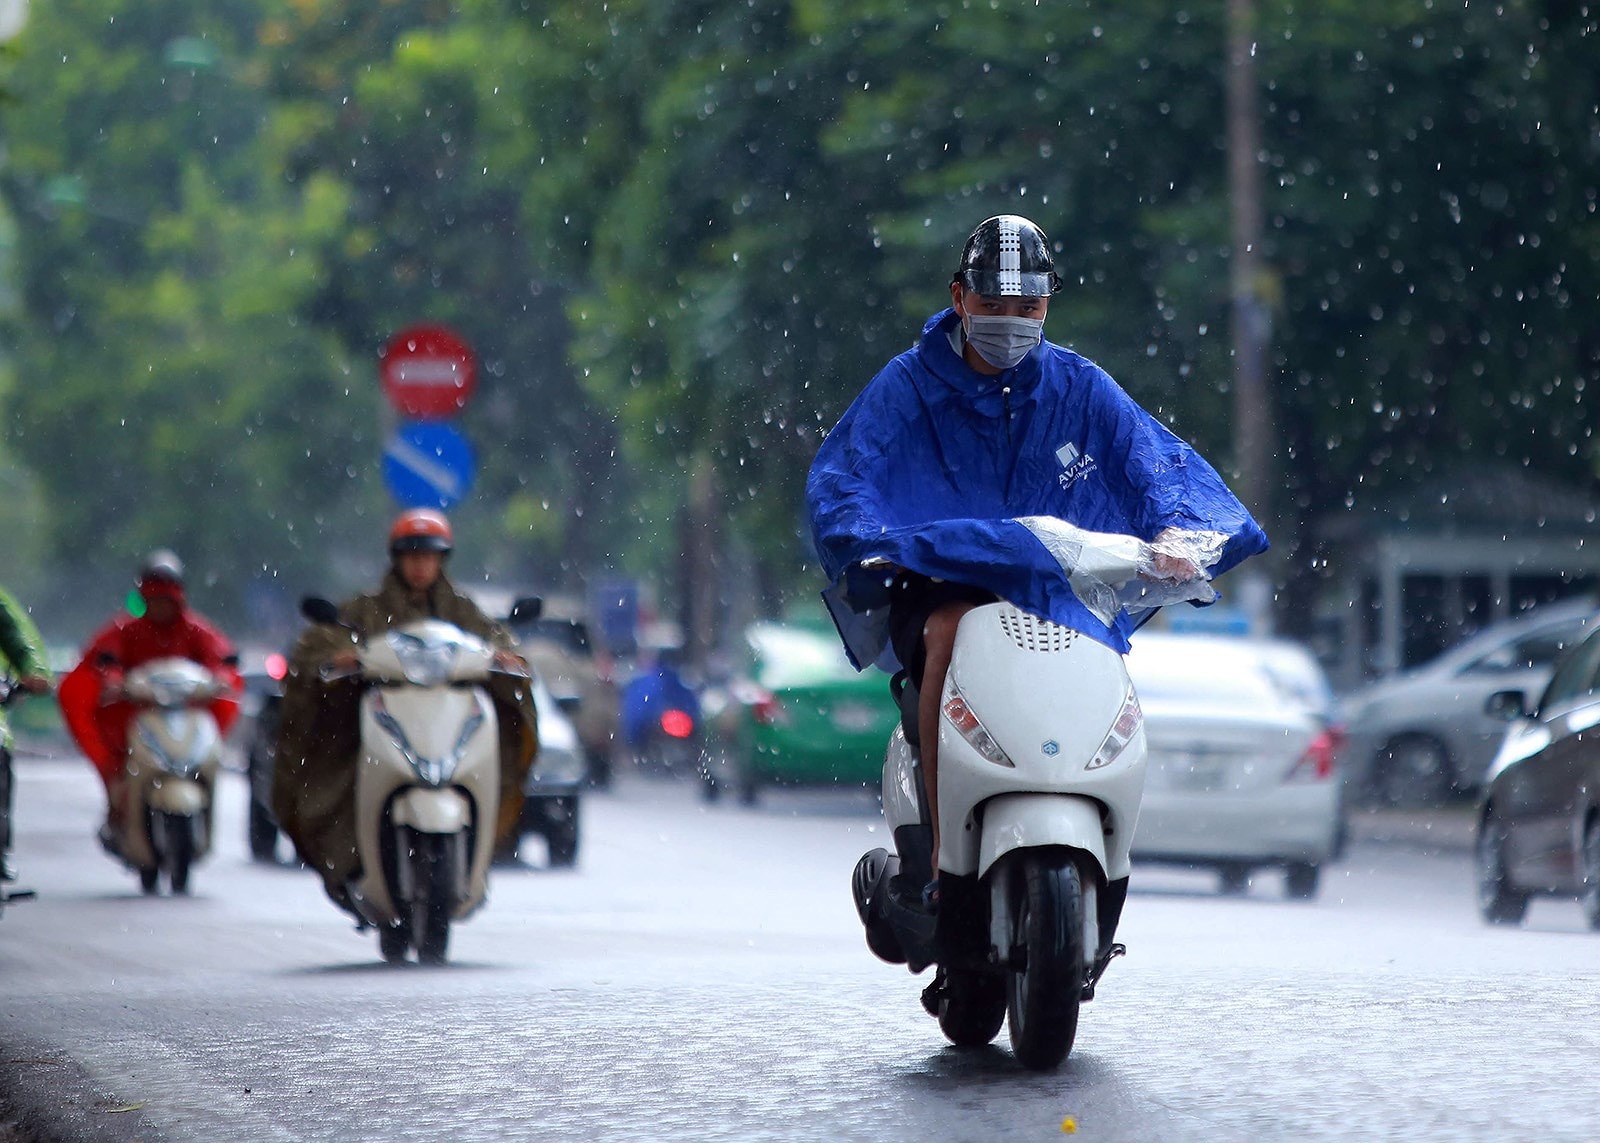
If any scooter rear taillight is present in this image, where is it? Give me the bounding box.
[750,691,785,726]
[941,683,1012,767]
[660,709,696,739]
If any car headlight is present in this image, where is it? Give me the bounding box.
[530,746,587,787]
[1492,721,1550,773]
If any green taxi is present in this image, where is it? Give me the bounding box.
[704,616,901,804]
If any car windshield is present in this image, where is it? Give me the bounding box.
[1127,638,1320,712]
[1463,618,1591,673]
[748,625,856,689]
[1535,626,1600,712]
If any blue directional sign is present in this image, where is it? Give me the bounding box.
[383,420,476,510]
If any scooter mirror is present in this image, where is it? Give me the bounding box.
[300,596,342,626]
[506,596,544,626]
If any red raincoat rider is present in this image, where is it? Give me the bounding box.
[58,551,242,842]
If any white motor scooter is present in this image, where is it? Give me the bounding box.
[304,596,539,965]
[114,658,228,895]
[850,522,1225,1070]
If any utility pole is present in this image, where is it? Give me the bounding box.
[680,453,721,671]
[1226,0,1276,632]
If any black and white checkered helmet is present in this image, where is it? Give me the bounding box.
[952,215,1061,297]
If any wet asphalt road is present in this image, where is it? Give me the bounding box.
[0,752,1597,1141]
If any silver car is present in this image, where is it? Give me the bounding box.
[515,672,588,867]
[1340,599,1598,807]
[1126,633,1344,899]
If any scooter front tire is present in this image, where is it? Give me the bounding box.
[379,923,410,965]
[1005,850,1086,1071]
[411,832,455,965]
[161,812,196,895]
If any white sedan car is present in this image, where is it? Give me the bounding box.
[1125,632,1345,898]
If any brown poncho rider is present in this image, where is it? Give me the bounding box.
[272,510,538,913]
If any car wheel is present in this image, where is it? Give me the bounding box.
[1476,808,1529,925]
[586,747,613,790]
[1374,735,1455,808]
[248,797,279,863]
[545,798,580,868]
[1284,862,1320,900]
[699,762,722,804]
[1580,818,1600,932]
[1217,863,1251,896]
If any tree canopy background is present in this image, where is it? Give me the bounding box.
[1,0,1595,647]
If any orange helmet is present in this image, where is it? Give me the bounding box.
[389,509,453,556]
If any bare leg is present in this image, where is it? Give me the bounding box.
[917,601,979,888]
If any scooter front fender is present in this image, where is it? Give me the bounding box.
[390,787,472,834]
[146,778,208,816]
[978,793,1110,881]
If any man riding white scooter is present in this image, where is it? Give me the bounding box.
[273,510,539,919]
[807,215,1268,1016]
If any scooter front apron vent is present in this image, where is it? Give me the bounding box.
[997,605,1079,653]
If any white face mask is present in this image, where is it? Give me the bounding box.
[963,312,1044,370]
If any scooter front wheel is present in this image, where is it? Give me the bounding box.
[160,811,196,895]
[410,832,456,965]
[378,923,410,965]
[1005,851,1085,1071]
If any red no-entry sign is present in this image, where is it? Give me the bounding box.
[380,324,477,420]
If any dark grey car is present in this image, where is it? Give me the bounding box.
[1475,623,1600,928]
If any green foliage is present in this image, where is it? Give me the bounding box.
[0,0,1596,640]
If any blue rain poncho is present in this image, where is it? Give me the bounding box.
[806,308,1269,669]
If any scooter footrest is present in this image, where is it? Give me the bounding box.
[852,849,913,966]
[1082,942,1126,1002]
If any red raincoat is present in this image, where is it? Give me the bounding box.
[59,603,242,792]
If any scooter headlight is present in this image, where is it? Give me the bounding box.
[1086,688,1142,771]
[386,631,460,687]
[135,718,207,778]
[941,679,1013,767]
[373,695,485,788]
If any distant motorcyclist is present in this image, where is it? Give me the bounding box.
[621,645,701,762]
[58,552,241,850]
[0,585,54,881]
[272,509,539,912]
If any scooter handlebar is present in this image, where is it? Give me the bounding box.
[1017,517,1231,623]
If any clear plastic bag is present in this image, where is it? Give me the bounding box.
[1016,516,1231,625]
